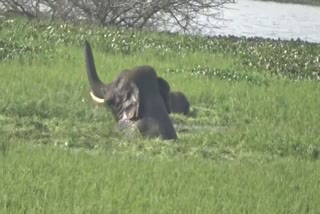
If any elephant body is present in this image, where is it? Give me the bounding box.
[84,41,177,140]
[169,91,190,115]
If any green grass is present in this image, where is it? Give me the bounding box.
[1,18,320,213]
[2,143,320,213]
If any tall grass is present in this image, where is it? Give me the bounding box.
[1,18,320,212]
[2,143,320,213]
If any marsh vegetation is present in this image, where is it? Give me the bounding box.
[1,19,320,213]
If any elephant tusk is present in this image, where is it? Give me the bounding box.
[90,91,105,103]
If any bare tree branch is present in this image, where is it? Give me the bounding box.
[0,0,232,33]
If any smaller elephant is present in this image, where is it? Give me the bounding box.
[169,91,190,115]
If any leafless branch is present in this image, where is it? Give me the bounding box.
[0,0,232,33]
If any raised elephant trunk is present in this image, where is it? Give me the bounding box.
[83,40,177,140]
[84,40,107,101]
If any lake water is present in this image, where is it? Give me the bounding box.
[201,0,320,43]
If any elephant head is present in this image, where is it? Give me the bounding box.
[84,40,177,140]
[169,91,190,115]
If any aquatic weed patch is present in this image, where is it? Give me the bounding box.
[1,18,320,81]
[166,66,272,85]
[0,40,43,60]
[1,18,320,213]
[1,19,320,160]
[235,38,320,80]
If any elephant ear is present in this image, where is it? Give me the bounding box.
[106,79,140,121]
[158,77,171,114]
[122,82,140,120]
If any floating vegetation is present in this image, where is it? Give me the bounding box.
[0,18,319,81]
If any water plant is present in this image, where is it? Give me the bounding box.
[1,18,320,213]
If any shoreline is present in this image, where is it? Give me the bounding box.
[255,0,320,7]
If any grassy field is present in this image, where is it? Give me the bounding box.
[1,18,320,213]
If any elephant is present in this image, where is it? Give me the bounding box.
[169,91,190,115]
[84,40,177,140]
